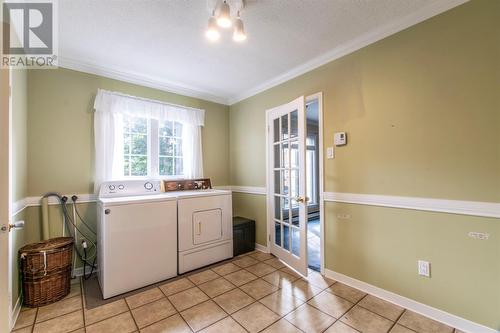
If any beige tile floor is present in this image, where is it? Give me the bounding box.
[12,251,462,333]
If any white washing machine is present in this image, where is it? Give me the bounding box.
[97,180,178,299]
[177,190,233,274]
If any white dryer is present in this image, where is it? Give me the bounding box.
[177,190,233,274]
[97,180,178,299]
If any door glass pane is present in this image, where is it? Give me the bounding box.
[290,140,299,168]
[282,142,289,168]
[291,211,299,227]
[283,207,290,225]
[283,225,290,251]
[274,196,281,220]
[282,170,290,195]
[274,144,280,168]
[282,197,289,210]
[281,114,288,140]
[290,169,299,198]
[291,227,300,256]
[274,170,280,194]
[290,110,298,138]
[275,222,281,246]
[273,118,280,143]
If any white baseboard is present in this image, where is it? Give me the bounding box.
[254,243,269,253]
[324,269,498,333]
[10,295,22,330]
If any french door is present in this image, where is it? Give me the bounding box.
[267,96,308,276]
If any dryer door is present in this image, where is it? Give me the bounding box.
[178,194,232,252]
[193,209,222,245]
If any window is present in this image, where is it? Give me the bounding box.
[94,89,204,191]
[121,116,184,178]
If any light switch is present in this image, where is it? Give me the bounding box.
[327,147,334,159]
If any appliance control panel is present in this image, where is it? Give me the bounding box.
[99,180,162,198]
[163,178,212,192]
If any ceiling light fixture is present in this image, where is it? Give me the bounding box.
[206,11,220,41]
[233,12,246,42]
[217,0,232,28]
[206,0,246,43]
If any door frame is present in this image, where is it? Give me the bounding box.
[0,67,13,331]
[265,92,325,275]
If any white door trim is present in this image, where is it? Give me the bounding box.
[306,93,325,274]
[0,68,13,332]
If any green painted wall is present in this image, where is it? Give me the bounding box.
[27,68,231,196]
[229,0,500,329]
[230,0,500,200]
[12,69,27,202]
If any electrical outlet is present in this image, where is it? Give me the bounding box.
[418,260,431,277]
[336,213,351,220]
[468,232,489,240]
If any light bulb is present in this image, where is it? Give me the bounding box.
[233,16,247,42]
[217,1,232,28]
[206,16,220,41]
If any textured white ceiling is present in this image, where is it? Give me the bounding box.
[59,0,465,104]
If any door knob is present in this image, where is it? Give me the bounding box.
[294,196,309,203]
[295,196,305,203]
[1,220,25,232]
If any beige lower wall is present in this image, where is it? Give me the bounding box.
[10,209,42,309]
[232,193,268,246]
[325,202,500,329]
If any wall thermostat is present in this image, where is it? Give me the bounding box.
[334,132,347,146]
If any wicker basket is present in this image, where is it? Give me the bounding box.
[19,237,74,307]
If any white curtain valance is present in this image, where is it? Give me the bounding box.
[93,89,205,126]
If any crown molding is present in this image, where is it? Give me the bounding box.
[58,57,230,105]
[57,0,468,107]
[227,0,469,105]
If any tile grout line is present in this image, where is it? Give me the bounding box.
[201,256,279,332]
[188,274,238,333]
[388,309,409,332]
[123,292,140,332]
